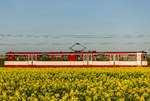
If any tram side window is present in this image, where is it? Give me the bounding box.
[37,55,43,61]
[76,55,82,61]
[29,55,36,61]
[93,54,109,61]
[63,55,69,61]
[54,55,61,61]
[6,55,11,61]
[110,55,113,61]
[100,55,109,61]
[128,55,136,61]
[120,55,128,61]
[93,55,100,61]
[115,54,119,61]
[143,54,147,61]
[45,55,52,61]
[14,55,28,61]
[38,55,52,61]
[120,54,136,61]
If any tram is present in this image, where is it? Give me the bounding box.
[4,43,148,67]
[4,51,148,67]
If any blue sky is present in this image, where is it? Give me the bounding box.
[0,0,150,54]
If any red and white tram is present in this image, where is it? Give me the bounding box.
[4,51,148,67]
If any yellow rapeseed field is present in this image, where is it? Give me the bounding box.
[0,67,150,101]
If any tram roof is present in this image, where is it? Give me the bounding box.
[5,51,147,55]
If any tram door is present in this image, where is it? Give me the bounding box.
[114,54,119,66]
[83,54,92,65]
[111,54,119,66]
[28,55,36,65]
